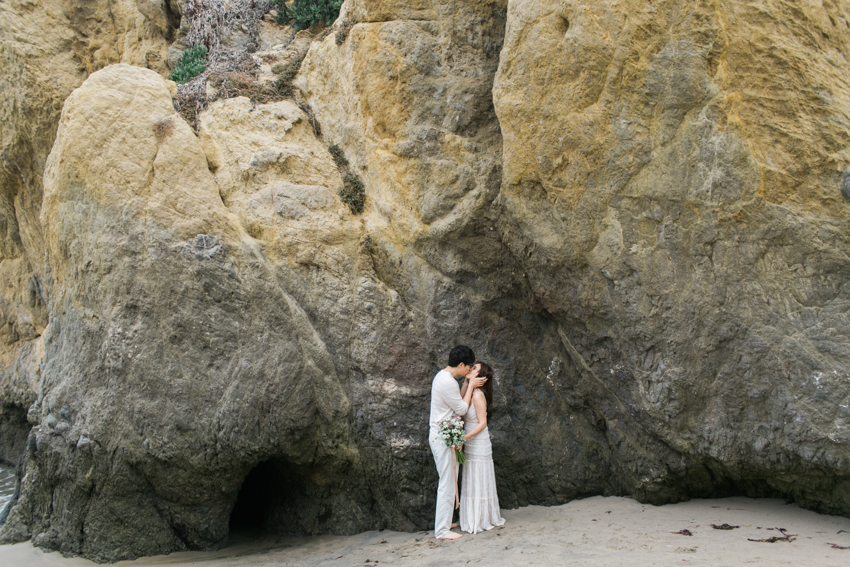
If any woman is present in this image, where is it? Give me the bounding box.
[459,362,506,534]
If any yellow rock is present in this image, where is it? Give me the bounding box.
[0,0,175,403]
[42,64,241,290]
[197,96,359,264]
[340,0,438,23]
[296,1,506,254]
[494,0,850,229]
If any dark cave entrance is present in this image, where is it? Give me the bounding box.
[0,404,30,467]
[0,404,29,524]
[229,458,338,538]
[229,459,285,535]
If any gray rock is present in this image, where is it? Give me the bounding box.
[183,235,224,260]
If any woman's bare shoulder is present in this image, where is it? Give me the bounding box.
[473,389,486,401]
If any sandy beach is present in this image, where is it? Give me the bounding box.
[2,496,849,567]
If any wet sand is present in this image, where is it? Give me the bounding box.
[2,496,850,566]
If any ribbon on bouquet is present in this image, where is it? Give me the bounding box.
[452,449,459,509]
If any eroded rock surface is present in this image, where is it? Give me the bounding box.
[0,0,849,562]
[0,0,178,471]
[1,65,357,560]
[492,0,850,507]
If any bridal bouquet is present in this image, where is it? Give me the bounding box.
[439,415,466,464]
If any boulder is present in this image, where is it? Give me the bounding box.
[0,0,177,468]
[492,0,850,506]
[0,65,357,561]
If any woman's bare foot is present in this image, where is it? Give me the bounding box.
[438,531,463,540]
[451,522,460,529]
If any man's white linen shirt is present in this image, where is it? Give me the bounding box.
[429,369,469,432]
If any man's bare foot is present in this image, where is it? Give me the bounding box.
[451,522,460,529]
[438,531,463,540]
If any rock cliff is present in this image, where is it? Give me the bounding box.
[0,0,849,562]
[0,0,178,426]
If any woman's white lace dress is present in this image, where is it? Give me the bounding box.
[460,396,506,534]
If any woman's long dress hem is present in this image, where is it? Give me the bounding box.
[459,402,506,534]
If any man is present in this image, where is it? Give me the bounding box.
[429,345,487,539]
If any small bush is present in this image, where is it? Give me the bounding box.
[298,101,323,137]
[340,174,365,214]
[360,235,373,253]
[273,0,343,30]
[335,19,356,45]
[169,44,208,84]
[270,0,287,22]
[272,51,308,96]
[208,70,285,104]
[329,144,348,166]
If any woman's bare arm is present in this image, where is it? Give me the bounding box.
[464,390,488,441]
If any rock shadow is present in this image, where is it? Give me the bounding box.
[229,457,337,539]
[229,459,285,536]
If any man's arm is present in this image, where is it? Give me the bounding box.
[443,375,470,416]
[462,376,485,407]
[450,375,486,416]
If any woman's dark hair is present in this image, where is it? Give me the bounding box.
[448,345,475,367]
[475,361,494,418]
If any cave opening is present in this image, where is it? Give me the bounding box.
[229,459,287,535]
[0,404,30,467]
[229,457,337,539]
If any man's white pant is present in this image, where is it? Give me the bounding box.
[429,429,457,538]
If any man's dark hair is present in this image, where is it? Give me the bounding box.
[448,345,475,367]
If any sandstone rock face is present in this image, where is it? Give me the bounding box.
[0,0,177,465]
[1,65,358,560]
[0,0,850,562]
[492,0,850,507]
[295,0,506,248]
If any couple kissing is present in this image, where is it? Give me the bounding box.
[428,345,506,539]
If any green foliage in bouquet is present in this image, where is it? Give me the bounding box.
[272,0,343,30]
[439,416,467,464]
[169,44,208,85]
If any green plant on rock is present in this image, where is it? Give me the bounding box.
[271,51,308,97]
[274,52,306,81]
[335,19,356,45]
[329,144,348,166]
[270,0,287,22]
[340,174,365,214]
[169,44,208,84]
[272,0,343,30]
